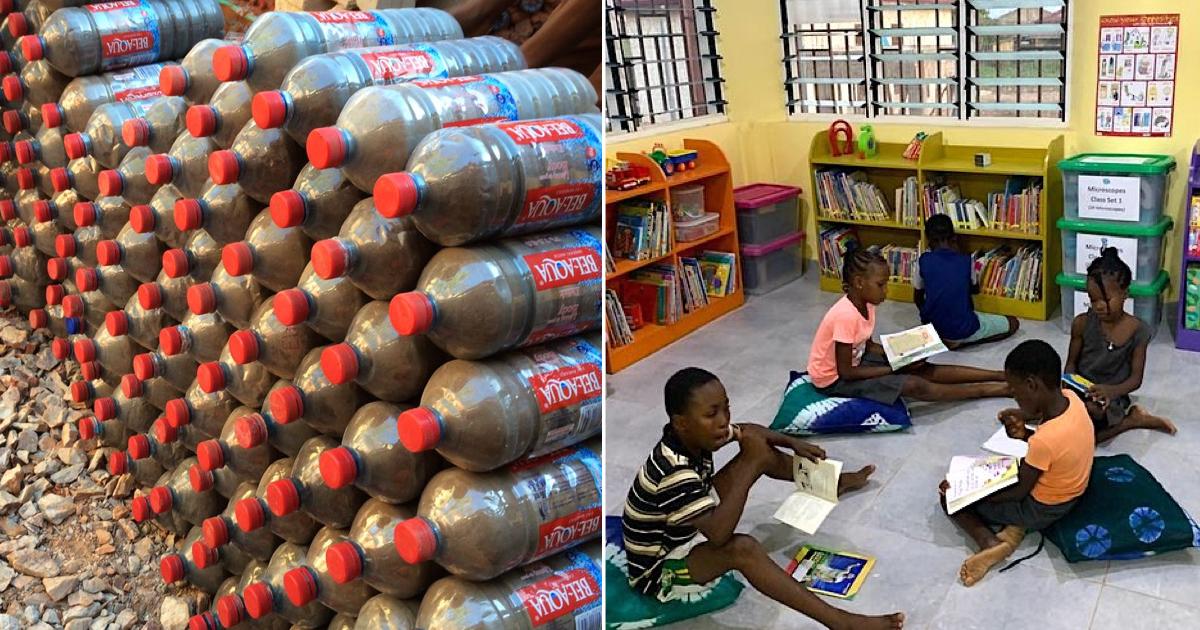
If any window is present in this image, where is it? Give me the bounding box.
[781,0,1069,121]
[605,0,727,134]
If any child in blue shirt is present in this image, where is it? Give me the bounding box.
[913,214,1019,349]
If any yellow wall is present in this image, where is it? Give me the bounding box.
[608,0,1197,297]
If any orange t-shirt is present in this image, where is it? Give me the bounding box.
[1025,390,1095,505]
[807,296,875,388]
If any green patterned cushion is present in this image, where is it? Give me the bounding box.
[770,372,911,435]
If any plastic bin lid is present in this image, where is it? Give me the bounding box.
[734,183,802,210]
[741,231,804,257]
[1059,153,1176,175]
[1056,215,1173,237]
[675,212,719,227]
[1055,270,1169,296]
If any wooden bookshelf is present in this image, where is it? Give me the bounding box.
[810,131,1064,320]
[606,139,745,373]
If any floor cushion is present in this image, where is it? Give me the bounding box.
[770,371,911,435]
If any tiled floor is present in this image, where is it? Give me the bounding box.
[606,273,1200,630]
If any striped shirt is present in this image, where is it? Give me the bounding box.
[622,424,717,595]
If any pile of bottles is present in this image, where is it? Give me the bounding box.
[0,2,602,627]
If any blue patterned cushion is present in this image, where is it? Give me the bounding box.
[769,371,911,435]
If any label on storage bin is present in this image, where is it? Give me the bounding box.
[1075,233,1141,280]
[1078,175,1142,222]
[88,0,161,72]
[1073,292,1134,318]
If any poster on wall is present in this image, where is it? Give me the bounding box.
[1096,14,1178,137]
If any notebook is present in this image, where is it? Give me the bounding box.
[944,455,1020,515]
[772,456,843,535]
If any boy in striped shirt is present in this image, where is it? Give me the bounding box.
[622,367,904,630]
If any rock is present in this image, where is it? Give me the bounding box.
[0,560,15,591]
[159,597,190,630]
[81,576,107,593]
[95,530,112,546]
[0,614,21,630]
[111,505,129,521]
[109,474,135,499]
[42,610,59,626]
[21,605,39,624]
[96,544,115,555]
[0,490,18,513]
[51,464,84,485]
[7,548,59,578]
[37,493,75,524]
[0,325,28,345]
[43,574,79,602]
[33,458,62,477]
[0,467,20,494]
[63,604,100,623]
[63,619,90,630]
[15,428,37,454]
[132,537,153,561]
[114,610,136,630]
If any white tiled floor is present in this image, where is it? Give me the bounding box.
[606,273,1200,629]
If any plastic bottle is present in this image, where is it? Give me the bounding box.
[321,300,445,402]
[92,387,157,435]
[307,68,596,193]
[282,526,377,615]
[46,188,84,231]
[159,37,228,105]
[133,347,196,395]
[96,220,162,284]
[108,290,173,350]
[174,181,264,245]
[322,498,436,599]
[187,264,267,330]
[131,479,190,535]
[128,183,187,248]
[21,0,223,77]
[191,528,252,578]
[160,526,227,594]
[75,251,138,309]
[124,358,177,411]
[237,542,333,628]
[390,226,602,360]
[319,401,442,505]
[394,438,600,580]
[63,98,166,169]
[203,481,281,563]
[14,125,68,169]
[307,197,437,301]
[197,342,276,409]
[265,435,365,530]
[58,155,103,200]
[96,145,156,205]
[161,228,222,284]
[121,94,187,154]
[195,406,276,484]
[161,309,234,364]
[185,80,250,150]
[272,264,368,343]
[5,59,70,107]
[29,202,69,257]
[43,63,169,133]
[233,458,320,545]
[207,121,306,206]
[229,300,322,381]
[267,347,365,438]
[214,559,293,630]
[212,8,462,94]
[147,455,224,526]
[0,229,50,284]
[354,595,418,630]
[144,131,215,200]
[221,208,312,293]
[401,334,601,472]
[109,442,165,487]
[234,401,318,460]
[126,418,188,469]
[416,542,602,629]
[74,327,134,386]
[254,36,524,145]
[0,276,42,311]
[268,163,364,241]
[326,613,355,630]
[77,411,125,449]
[74,197,131,239]
[69,371,114,407]
[165,382,237,444]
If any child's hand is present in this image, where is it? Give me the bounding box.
[1088,384,1119,408]
[938,479,950,496]
[998,408,1030,440]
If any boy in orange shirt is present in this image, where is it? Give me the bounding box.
[939,339,1094,586]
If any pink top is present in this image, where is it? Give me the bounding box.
[807,296,875,388]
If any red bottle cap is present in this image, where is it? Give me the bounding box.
[97,170,124,197]
[252,91,290,129]
[44,284,64,305]
[107,451,127,475]
[389,292,435,335]
[96,240,122,266]
[15,168,32,190]
[196,439,225,471]
[75,268,98,292]
[144,154,175,185]
[133,354,156,380]
[15,140,35,165]
[121,374,142,399]
[197,362,225,392]
[2,110,23,134]
[234,498,265,532]
[77,416,96,439]
[152,417,177,444]
[39,103,61,129]
[160,65,189,96]
[394,518,439,564]
[74,202,98,227]
[0,200,14,221]
[310,239,349,279]
[228,330,259,365]
[272,289,310,326]
[222,242,253,276]
[283,567,318,607]
[212,45,250,82]
[6,12,26,38]
[121,118,150,148]
[79,361,100,382]
[186,105,217,138]
[73,338,97,363]
[93,396,116,421]
[208,150,240,184]
[374,172,422,218]
[130,495,152,523]
[159,554,184,584]
[51,338,71,360]
[269,190,306,228]
[189,612,219,630]
[162,249,190,278]
[159,326,183,355]
[10,227,29,248]
[32,200,52,223]
[234,414,267,449]
[187,283,216,315]
[165,398,191,428]
[61,295,83,318]
[127,434,150,460]
[306,127,349,168]
[269,385,304,424]
[318,447,358,490]
[105,311,127,336]
[1,75,20,102]
[0,257,10,278]
[47,258,69,281]
[320,343,359,385]
[55,235,76,258]
[174,198,204,231]
[70,383,91,405]
[265,478,301,517]
[128,206,156,234]
[18,35,42,62]
[216,595,244,628]
[188,465,213,492]
[191,541,218,570]
[50,168,71,192]
[398,407,443,452]
[63,133,89,160]
[138,283,163,309]
[27,308,46,329]
[325,541,363,584]
[0,53,9,75]
[242,582,273,619]
[148,486,173,513]
[202,516,229,548]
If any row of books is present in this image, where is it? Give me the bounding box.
[816,227,917,284]
[895,176,921,227]
[678,257,711,315]
[605,288,635,348]
[972,245,1043,302]
[1188,195,1200,257]
[612,199,671,261]
[922,177,1042,234]
[814,170,891,222]
[605,251,739,348]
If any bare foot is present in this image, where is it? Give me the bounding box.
[836,612,905,630]
[1127,406,1178,435]
[837,465,875,496]
[959,541,1016,586]
[995,525,1026,548]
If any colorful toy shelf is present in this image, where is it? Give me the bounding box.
[809,131,1064,320]
[606,139,745,373]
[1176,140,1200,351]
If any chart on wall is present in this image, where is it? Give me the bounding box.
[1096,14,1179,137]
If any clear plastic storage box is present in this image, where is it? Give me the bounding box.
[1056,271,1168,339]
[675,212,720,243]
[1060,153,1175,226]
[741,231,804,295]
[671,184,707,220]
[734,183,802,245]
[1058,216,1172,283]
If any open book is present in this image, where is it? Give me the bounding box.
[787,545,876,599]
[981,425,1031,458]
[880,323,947,371]
[945,455,1020,515]
[772,456,842,534]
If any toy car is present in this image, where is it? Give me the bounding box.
[606,162,652,190]
[646,143,699,175]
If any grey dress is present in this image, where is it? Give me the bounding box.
[1076,311,1152,430]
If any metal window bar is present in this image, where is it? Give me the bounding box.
[965,0,1069,120]
[867,0,961,118]
[779,0,868,116]
[604,0,727,134]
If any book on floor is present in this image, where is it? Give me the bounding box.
[879,323,947,371]
[981,425,1031,458]
[772,456,843,535]
[945,455,1020,515]
[786,545,876,599]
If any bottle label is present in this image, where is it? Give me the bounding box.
[415,75,519,128]
[513,554,602,627]
[524,246,602,292]
[87,1,161,72]
[359,43,449,84]
[528,363,601,415]
[309,10,395,51]
[497,118,586,145]
[508,116,601,232]
[109,63,166,103]
[525,338,602,455]
[520,231,603,347]
[509,445,601,561]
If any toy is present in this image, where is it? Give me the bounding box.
[646,143,699,175]
[903,132,926,160]
[856,124,878,159]
[828,120,855,157]
[606,160,652,190]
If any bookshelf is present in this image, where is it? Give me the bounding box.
[1177,140,1200,352]
[606,139,745,373]
[810,131,1064,320]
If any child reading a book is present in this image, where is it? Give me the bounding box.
[913,214,1019,349]
[939,340,1094,586]
[1065,247,1177,442]
[807,244,1009,405]
[622,368,904,630]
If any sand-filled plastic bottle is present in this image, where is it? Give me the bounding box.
[131,480,190,535]
[124,360,177,411]
[0,230,50,284]
[195,406,275,482]
[390,226,601,360]
[160,227,221,283]
[109,441,165,487]
[92,386,157,435]
[128,182,187,248]
[159,37,227,105]
[14,125,68,169]
[207,121,306,206]
[77,410,126,449]
[125,422,187,475]
[197,342,275,409]
[234,457,319,544]
[96,219,162,283]
[203,481,281,563]
[236,542,333,628]
[164,381,237,444]
[21,0,223,77]
[95,145,155,205]
[63,98,165,169]
[147,455,224,526]
[214,559,294,630]
[416,542,602,630]
[222,208,312,293]
[108,290,173,350]
[255,36,524,145]
[226,300,321,380]
[282,526,377,615]
[74,327,134,385]
[74,196,131,239]
[161,310,233,364]
[308,197,436,301]
[323,499,437,599]
[75,256,138,309]
[321,300,444,402]
[376,113,601,247]
[235,397,318,460]
[174,181,264,245]
[212,8,462,94]
[354,594,418,629]
[133,347,195,394]
[43,63,168,133]
[145,130,216,199]
[191,524,252,577]
[159,526,227,594]
[263,348,363,438]
[269,163,364,241]
[0,276,43,311]
[4,59,69,107]
[57,155,103,200]
[319,401,441,505]
[185,80,250,150]
[401,334,601,472]
[394,439,600,580]
[272,263,368,343]
[265,435,365,530]
[120,94,187,154]
[187,264,266,330]
[308,67,596,193]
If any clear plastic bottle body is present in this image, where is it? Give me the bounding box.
[14,59,70,107]
[208,342,275,409]
[269,348,362,437]
[252,390,319,459]
[334,300,446,402]
[161,37,226,105]
[322,402,437,508]
[28,124,68,168]
[214,120,306,206]
[74,98,161,169]
[302,526,378,615]
[252,458,320,546]
[228,207,312,293]
[208,481,280,563]
[315,197,437,301]
[203,405,275,484]
[79,326,135,385]
[123,94,185,154]
[239,299,321,380]
[151,129,213,199]
[107,145,156,206]
[154,456,223,527]
[184,180,263,245]
[115,291,173,350]
[166,525,228,593]
[355,594,418,630]
[55,63,169,132]
[138,180,186,247]
[253,542,332,628]
[337,499,438,599]
[175,310,233,363]
[109,219,162,283]
[170,380,236,443]
[278,435,366,530]
[140,348,196,393]
[272,163,364,241]
[65,154,102,200]
[188,79,250,150]
[278,263,369,343]
[197,263,266,329]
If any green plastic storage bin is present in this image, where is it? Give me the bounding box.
[1056,270,1168,338]
[1058,216,1172,284]
[1060,153,1175,226]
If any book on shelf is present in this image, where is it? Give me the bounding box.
[1189,195,1200,257]
[786,545,876,600]
[626,264,682,325]
[698,250,737,297]
[944,455,1021,515]
[818,226,860,278]
[612,199,671,261]
[923,178,1042,234]
[605,288,634,348]
[894,176,920,227]
[815,169,891,222]
[875,244,918,285]
[604,246,616,274]
[678,257,711,315]
[971,245,1042,302]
